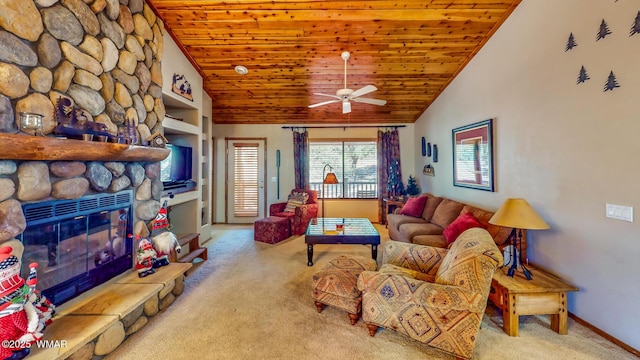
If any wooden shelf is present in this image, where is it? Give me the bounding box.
[0,133,170,162]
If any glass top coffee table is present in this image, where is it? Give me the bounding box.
[305,218,380,266]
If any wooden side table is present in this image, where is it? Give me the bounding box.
[382,198,405,226]
[488,266,578,337]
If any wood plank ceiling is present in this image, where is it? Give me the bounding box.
[147,0,521,125]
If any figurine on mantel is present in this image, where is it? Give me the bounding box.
[150,201,181,268]
[0,246,55,360]
[53,98,111,140]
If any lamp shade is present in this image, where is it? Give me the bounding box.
[489,198,550,230]
[323,172,339,184]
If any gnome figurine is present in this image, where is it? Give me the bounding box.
[135,238,157,278]
[0,246,55,360]
[150,201,181,268]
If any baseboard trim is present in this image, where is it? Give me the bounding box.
[569,312,640,357]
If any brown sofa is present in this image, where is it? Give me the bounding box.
[387,193,524,252]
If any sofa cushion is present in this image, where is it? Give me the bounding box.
[421,195,444,221]
[399,222,444,243]
[430,198,465,228]
[400,195,427,217]
[461,205,512,247]
[411,234,447,248]
[387,213,428,231]
[443,212,485,245]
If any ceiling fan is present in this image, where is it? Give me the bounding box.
[308,51,387,114]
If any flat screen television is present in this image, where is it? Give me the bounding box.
[160,144,193,187]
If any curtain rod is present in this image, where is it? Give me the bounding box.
[282,125,406,130]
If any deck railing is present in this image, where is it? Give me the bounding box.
[310,181,378,199]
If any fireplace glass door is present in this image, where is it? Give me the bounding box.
[19,191,134,305]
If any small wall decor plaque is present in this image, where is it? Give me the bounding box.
[421,137,427,156]
[172,73,193,101]
[423,164,435,177]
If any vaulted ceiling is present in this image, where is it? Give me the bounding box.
[147,0,521,125]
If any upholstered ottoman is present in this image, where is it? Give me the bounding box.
[254,216,291,244]
[312,255,377,325]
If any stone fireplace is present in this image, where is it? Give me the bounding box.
[0,0,170,305]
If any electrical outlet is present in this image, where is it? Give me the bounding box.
[271,177,277,183]
[605,203,633,222]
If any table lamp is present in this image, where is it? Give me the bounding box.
[489,198,549,280]
[322,164,338,218]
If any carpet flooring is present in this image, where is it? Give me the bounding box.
[105,224,638,360]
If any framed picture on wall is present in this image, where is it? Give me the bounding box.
[452,118,495,191]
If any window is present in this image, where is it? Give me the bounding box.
[233,143,259,216]
[309,141,378,199]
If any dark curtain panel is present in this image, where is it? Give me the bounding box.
[377,129,402,222]
[293,129,309,189]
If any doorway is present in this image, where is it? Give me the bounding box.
[225,138,266,223]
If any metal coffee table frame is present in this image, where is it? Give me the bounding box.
[305,218,380,266]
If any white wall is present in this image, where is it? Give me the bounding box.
[211,124,415,223]
[415,0,640,350]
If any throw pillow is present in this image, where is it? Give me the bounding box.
[443,212,485,245]
[400,196,428,218]
[284,191,309,212]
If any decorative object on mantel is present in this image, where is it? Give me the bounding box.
[147,132,168,148]
[172,73,193,101]
[423,164,435,176]
[54,98,112,140]
[577,65,590,84]
[117,117,138,144]
[432,144,438,163]
[19,112,44,136]
[489,198,550,280]
[604,71,620,91]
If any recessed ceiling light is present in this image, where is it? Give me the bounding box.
[235,65,248,75]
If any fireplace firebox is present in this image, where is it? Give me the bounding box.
[19,190,134,305]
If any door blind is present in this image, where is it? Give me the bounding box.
[233,143,259,217]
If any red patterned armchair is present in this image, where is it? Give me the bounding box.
[357,227,503,360]
[270,189,318,235]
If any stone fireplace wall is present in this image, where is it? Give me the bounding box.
[0,1,167,248]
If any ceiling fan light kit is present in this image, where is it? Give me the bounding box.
[235,65,248,75]
[309,51,387,114]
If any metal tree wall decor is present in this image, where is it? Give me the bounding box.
[565,5,637,91]
[566,33,577,51]
[604,71,620,91]
[577,66,590,84]
[597,19,612,41]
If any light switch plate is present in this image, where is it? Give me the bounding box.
[606,203,633,222]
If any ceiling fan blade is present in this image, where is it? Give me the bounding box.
[313,93,340,100]
[342,101,352,114]
[352,97,387,106]
[308,99,341,108]
[350,85,377,98]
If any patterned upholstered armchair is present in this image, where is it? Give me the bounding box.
[269,189,318,235]
[357,227,503,360]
